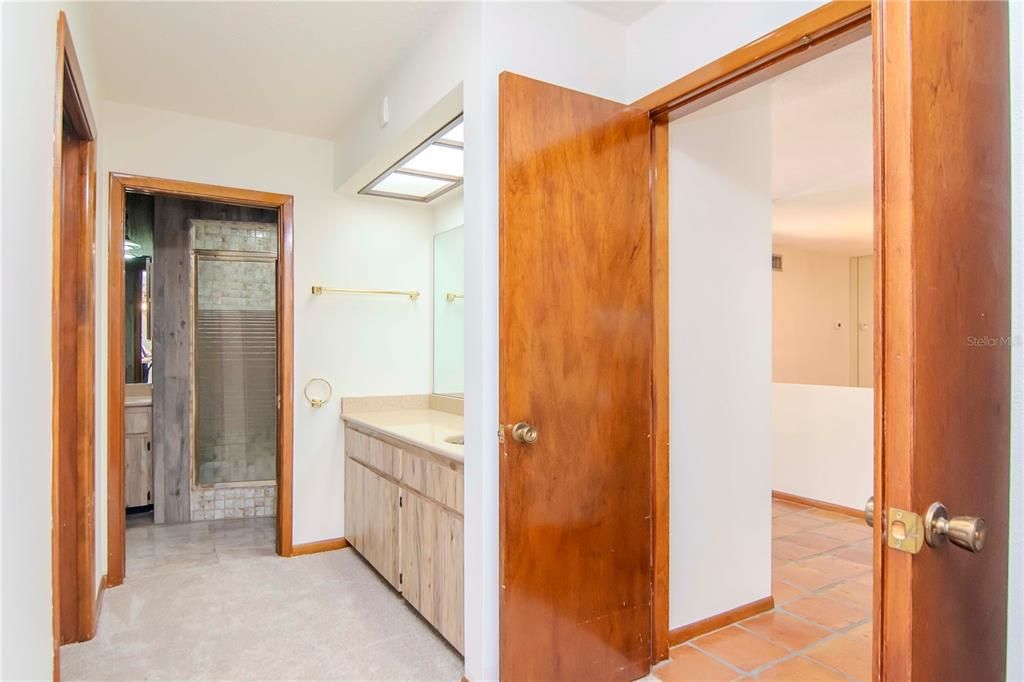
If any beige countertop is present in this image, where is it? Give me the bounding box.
[342,409,464,462]
[125,383,152,407]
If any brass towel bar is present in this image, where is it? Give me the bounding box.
[446,292,464,302]
[311,286,419,301]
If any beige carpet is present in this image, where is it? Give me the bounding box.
[61,520,463,681]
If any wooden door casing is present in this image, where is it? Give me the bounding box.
[874,1,1011,679]
[499,72,654,681]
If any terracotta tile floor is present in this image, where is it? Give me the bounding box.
[654,500,873,681]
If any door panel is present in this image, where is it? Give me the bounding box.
[875,1,1010,679]
[499,72,653,681]
[344,458,401,589]
[400,491,465,652]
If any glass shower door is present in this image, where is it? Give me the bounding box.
[194,253,277,486]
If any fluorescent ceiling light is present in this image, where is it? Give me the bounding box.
[401,144,463,178]
[440,122,463,145]
[373,172,454,199]
[361,114,463,202]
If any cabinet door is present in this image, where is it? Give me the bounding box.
[345,458,401,589]
[401,491,464,652]
[125,434,152,507]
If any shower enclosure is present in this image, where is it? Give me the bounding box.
[191,220,278,519]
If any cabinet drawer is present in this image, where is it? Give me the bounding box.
[125,407,151,435]
[402,454,463,514]
[345,428,402,479]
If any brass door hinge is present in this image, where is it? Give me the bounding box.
[497,424,506,444]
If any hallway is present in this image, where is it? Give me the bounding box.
[60,519,463,681]
[654,499,872,681]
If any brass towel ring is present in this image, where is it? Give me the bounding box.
[303,377,333,408]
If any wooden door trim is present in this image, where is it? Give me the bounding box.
[632,1,870,118]
[106,174,295,588]
[641,1,874,663]
[52,9,98,664]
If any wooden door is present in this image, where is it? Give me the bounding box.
[875,1,1010,679]
[344,458,401,589]
[499,72,653,681]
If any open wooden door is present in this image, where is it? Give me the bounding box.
[498,73,653,680]
[875,1,1010,679]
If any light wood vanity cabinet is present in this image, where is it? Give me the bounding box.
[344,458,401,589]
[124,404,153,508]
[344,426,464,653]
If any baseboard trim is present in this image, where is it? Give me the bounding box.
[772,490,863,519]
[668,595,775,646]
[89,574,107,640]
[290,537,350,556]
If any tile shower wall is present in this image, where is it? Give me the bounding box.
[191,485,277,520]
[194,219,277,253]
[191,220,278,521]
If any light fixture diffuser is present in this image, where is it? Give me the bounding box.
[360,114,463,202]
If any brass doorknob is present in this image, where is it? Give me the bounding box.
[511,422,538,444]
[924,502,986,553]
[864,496,875,528]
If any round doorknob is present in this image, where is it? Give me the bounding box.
[511,422,538,444]
[864,496,875,528]
[924,502,987,553]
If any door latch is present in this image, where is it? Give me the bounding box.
[887,507,925,554]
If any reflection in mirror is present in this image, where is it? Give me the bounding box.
[433,225,464,396]
[124,192,154,384]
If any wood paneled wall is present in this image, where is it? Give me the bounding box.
[149,196,276,523]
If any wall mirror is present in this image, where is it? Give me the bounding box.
[433,225,464,397]
[124,192,154,384]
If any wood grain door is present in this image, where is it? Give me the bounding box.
[498,72,653,681]
[875,1,1010,679]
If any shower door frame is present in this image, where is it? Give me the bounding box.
[107,174,296,587]
[191,248,280,492]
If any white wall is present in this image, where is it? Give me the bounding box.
[0,4,102,678]
[97,101,435,546]
[1007,3,1022,679]
[431,187,464,235]
[668,86,773,628]
[624,1,827,103]
[772,384,872,510]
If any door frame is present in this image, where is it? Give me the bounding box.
[636,0,1009,675]
[51,9,98,657]
[636,0,872,660]
[106,174,296,587]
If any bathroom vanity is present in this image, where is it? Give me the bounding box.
[342,404,464,653]
[124,383,154,508]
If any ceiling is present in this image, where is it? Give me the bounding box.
[573,1,662,25]
[87,2,453,140]
[770,37,873,254]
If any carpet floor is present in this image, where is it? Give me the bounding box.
[61,519,463,681]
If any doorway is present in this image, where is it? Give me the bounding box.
[107,175,296,587]
[51,11,98,650]
[497,1,1010,680]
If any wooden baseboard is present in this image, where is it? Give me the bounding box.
[668,596,775,646]
[772,490,863,519]
[290,537,350,556]
[89,574,107,640]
